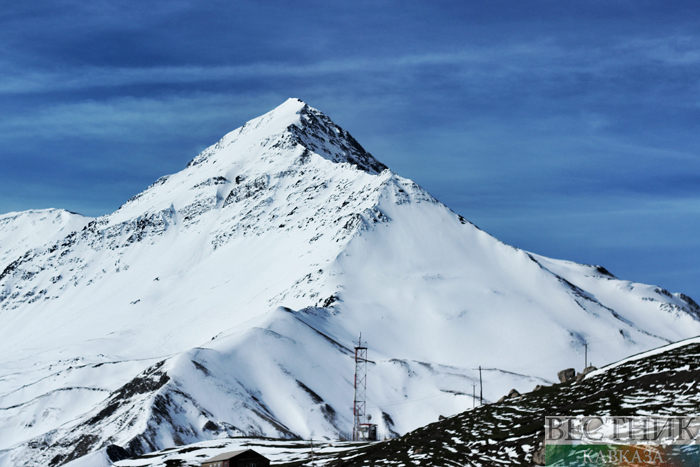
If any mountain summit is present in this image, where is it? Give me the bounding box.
[1,100,699,467]
[186,98,387,173]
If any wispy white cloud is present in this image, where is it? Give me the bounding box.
[3,35,698,96]
[613,36,700,66]
[0,92,282,143]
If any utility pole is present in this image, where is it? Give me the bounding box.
[472,382,476,409]
[472,366,484,406]
[584,343,588,369]
[479,366,483,406]
[310,438,316,467]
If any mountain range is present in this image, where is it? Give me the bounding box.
[1,98,698,467]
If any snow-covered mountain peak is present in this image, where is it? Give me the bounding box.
[3,101,700,467]
[183,97,386,174]
[111,98,387,221]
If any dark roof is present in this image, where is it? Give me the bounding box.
[204,449,264,463]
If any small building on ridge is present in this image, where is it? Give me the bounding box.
[201,449,270,467]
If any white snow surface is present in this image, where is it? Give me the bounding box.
[1,98,699,467]
[0,209,91,267]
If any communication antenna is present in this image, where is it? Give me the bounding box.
[352,333,368,441]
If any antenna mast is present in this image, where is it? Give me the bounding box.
[352,333,368,441]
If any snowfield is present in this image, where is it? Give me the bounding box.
[0,98,698,467]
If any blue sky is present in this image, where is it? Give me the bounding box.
[1,1,699,300]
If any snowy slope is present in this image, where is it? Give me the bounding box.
[0,99,698,467]
[110,438,368,467]
[106,336,700,467]
[0,209,91,268]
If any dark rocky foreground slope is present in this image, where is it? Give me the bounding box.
[318,337,700,467]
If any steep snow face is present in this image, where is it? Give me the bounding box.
[0,99,699,467]
[0,99,390,358]
[329,195,700,376]
[110,98,385,223]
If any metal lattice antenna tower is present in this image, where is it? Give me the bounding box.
[352,333,368,441]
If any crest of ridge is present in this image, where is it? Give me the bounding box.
[185,98,387,174]
[111,98,391,220]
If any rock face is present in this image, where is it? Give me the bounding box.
[497,388,521,403]
[532,443,546,466]
[575,365,598,382]
[1,99,700,467]
[557,368,576,383]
